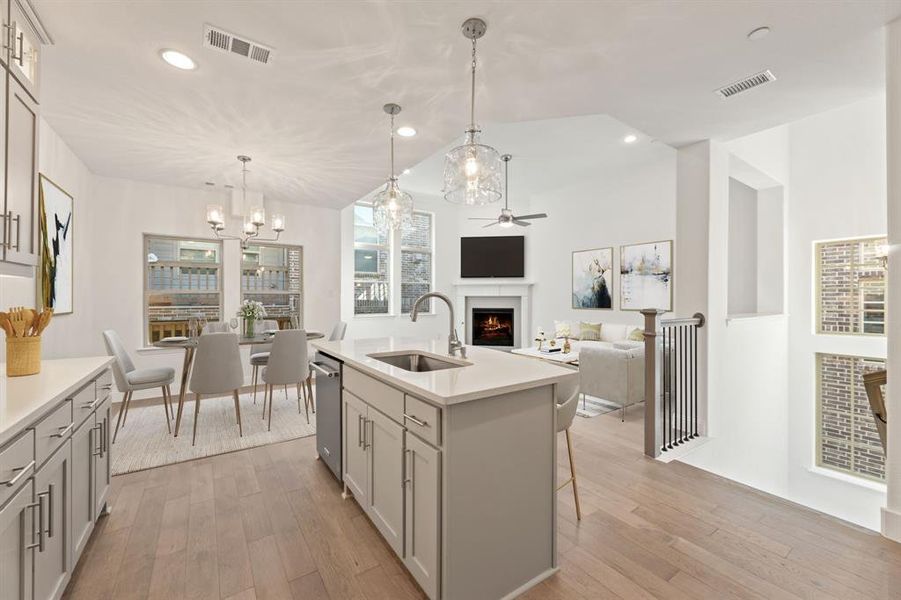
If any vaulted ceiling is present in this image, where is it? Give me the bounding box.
[34,0,901,208]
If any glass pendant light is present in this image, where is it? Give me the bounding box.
[373,103,414,233]
[443,17,502,206]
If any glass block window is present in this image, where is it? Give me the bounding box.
[242,244,303,329]
[817,353,886,481]
[354,204,390,315]
[816,236,886,335]
[401,211,433,314]
[144,235,222,344]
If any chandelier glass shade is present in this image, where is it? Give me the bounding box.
[373,103,414,233]
[443,18,503,206]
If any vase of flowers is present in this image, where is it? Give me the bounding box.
[238,300,266,337]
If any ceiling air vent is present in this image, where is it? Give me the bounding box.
[203,24,273,65]
[716,69,776,99]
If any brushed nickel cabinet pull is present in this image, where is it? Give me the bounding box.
[403,413,428,428]
[1,459,34,487]
[26,493,45,552]
[45,484,53,538]
[51,423,74,438]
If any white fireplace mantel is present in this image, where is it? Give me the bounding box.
[453,280,534,348]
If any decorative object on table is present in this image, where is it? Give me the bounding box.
[205,155,285,249]
[534,327,547,350]
[444,17,503,206]
[579,321,601,341]
[238,299,266,337]
[572,247,613,309]
[549,338,557,348]
[563,336,572,354]
[38,175,74,315]
[372,103,413,233]
[554,320,572,339]
[468,155,547,228]
[620,240,673,311]
[2,306,53,376]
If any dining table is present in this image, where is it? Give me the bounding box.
[153,330,325,437]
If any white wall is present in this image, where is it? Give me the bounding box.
[728,177,759,315]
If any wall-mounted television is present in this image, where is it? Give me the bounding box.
[460,236,525,278]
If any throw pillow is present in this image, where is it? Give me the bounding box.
[554,320,572,338]
[628,327,645,341]
[579,321,601,341]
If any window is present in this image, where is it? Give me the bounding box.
[401,211,433,314]
[816,353,886,481]
[242,244,303,329]
[144,235,222,344]
[354,204,390,315]
[816,236,886,335]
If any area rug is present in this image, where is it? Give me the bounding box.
[110,388,316,475]
[576,395,622,418]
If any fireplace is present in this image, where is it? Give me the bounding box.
[472,308,515,347]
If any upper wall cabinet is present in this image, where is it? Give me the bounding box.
[9,0,40,100]
[6,76,38,266]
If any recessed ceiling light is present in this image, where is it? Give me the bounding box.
[204,181,215,186]
[623,134,638,144]
[396,126,417,137]
[160,49,196,70]
[402,168,411,175]
[747,26,770,41]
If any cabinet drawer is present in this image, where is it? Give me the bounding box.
[344,367,403,423]
[95,369,113,401]
[33,399,73,468]
[0,429,34,506]
[404,395,441,447]
[72,381,96,427]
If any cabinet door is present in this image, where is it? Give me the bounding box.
[33,442,72,600]
[5,76,37,266]
[342,391,368,501]
[404,433,440,599]
[93,397,111,516]
[367,408,404,556]
[8,0,39,99]
[70,417,94,561]
[0,479,33,600]
[0,0,10,68]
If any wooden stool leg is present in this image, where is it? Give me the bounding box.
[112,391,130,443]
[233,390,243,437]
[267,385,274,432]
[166,385,174,419]
[162,387,171,433]
[192,394,201,446]
[565,428,582,520]
[307,375,315,413]
[252,365,258,404]
[296,383,302,414]
[303,383,309,424]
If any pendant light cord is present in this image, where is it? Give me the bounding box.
[504,156,509,210]
[469,36,477,132]
[389,112,396,178]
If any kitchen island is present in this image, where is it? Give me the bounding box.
[312,337,577,600]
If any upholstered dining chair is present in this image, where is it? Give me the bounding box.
[249,319,280,404]
[189,332,245,446]
[556,378,582,520]
[262,330,310,430]
[202,321,230,334]
[103,330,175,443]
[302,320,348,413]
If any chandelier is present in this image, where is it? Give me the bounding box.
[443,17,503,206]
[206,155,285,249]
[373,103,414,233]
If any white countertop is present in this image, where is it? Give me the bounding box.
[0,356,114,447]
[312,337,577,406]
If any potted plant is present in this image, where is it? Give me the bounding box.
[238,300,266,337]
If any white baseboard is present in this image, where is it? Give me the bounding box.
[881,506,901,542]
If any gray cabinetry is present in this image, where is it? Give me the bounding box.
[32,444,71,600]
[403,431,440,599]
[0,479,34,600]
[366,407,404,556]
[5,74,37,267]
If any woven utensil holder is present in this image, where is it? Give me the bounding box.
[7,335,41,376]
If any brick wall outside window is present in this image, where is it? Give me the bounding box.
[816,236,886,335]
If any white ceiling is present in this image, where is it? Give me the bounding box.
[34,0,901,209]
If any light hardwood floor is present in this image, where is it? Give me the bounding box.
[63,405,901,600]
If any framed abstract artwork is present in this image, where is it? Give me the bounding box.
[38,175,74,314]
[572,247,613,309]
[620,240,672,311]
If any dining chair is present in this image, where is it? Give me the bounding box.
[250,319,280,404]
[302,320,347,413]
[202,321,230,334]
[262,330,310,431]
[103,330,175,443]
[189,332,245,446]
[556,379,582,520]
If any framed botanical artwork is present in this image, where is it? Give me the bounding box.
[572,247,613,309]
[620,240,673,311]
[38,175,74,314]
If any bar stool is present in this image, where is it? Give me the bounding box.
[556,380,582,520]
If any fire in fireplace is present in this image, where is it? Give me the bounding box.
[472,308,515,347]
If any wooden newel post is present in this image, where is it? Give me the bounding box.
[641,309,665,458]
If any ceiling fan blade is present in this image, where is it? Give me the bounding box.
[512,220,532,227]
[468,218,499,221]
[512,213,548,220]
[483,222,499,228]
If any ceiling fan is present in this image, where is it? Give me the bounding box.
[469,154,547,228]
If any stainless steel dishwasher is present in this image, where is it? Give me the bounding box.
[311,351,342,481]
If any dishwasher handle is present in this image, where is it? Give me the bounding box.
[310,361,339,378]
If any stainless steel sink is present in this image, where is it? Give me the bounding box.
[368,351,470,373]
